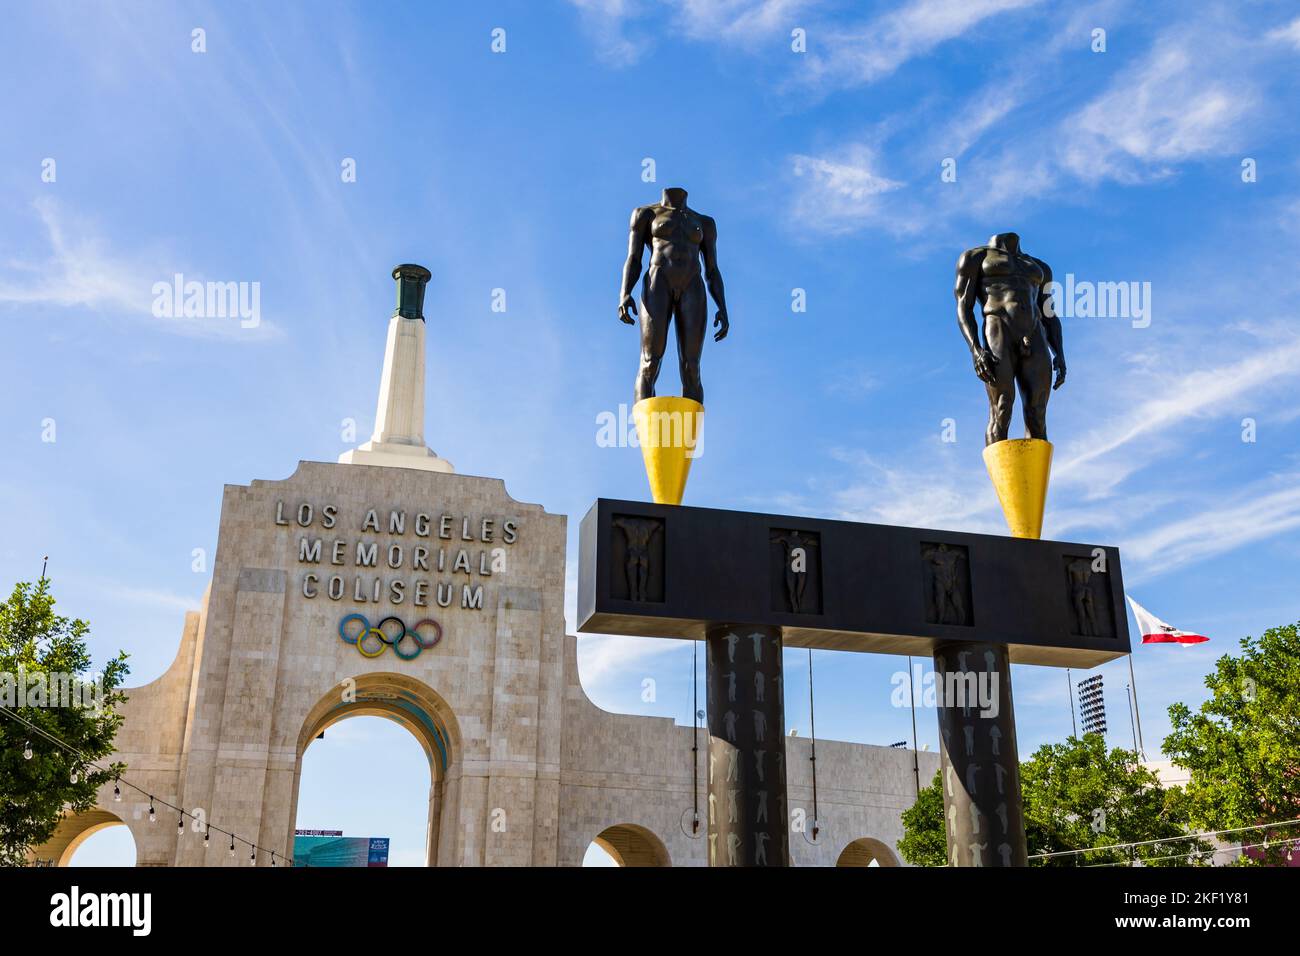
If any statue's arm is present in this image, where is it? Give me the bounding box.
[1036,258,1067,388]
[954,247,984,352]
[701,216,729,341]
[956,248,997,384]
[618,207,653,322]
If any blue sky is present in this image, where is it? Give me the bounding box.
[7,0,1300,865]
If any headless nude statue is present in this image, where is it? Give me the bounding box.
[955,233,1067,445]
[619,187,729,404]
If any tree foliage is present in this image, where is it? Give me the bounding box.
[899,734,1209,866]
[898,770,947,866]
[1164,621,1300,865]
[0,578,129,866]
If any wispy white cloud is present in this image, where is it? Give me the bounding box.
[1266,15,1300,50]
[1124,475,1300,579]
[94,583,203,614]
[0,199,281,341]
[801,0,1042,91]
[566,0,653,65]
[1055,335,1300,498]
[790,145,907,234]
[1059,38,1257,185]
[789,7,1286,235]
[676,0,814,45]
[576,634,688,698]
[567,0,1018,77]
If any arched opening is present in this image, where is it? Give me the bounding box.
[291,673,459,867]
[585,823,671,867]
[836,836,901,867]
[30,809,137,867]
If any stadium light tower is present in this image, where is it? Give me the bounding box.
[1077,674,1107,737]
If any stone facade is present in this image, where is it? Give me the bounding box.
[34,458,937,867]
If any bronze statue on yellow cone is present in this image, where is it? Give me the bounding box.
[956,232,1063,540]
[616,188,722,506]
[955,233,1066,446]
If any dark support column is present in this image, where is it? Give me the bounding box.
[705,623,789,867]
[933,641,1028,867]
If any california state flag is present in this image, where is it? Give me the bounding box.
[1126,596,1209,645]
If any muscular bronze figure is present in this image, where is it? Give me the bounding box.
[955,233,1066,445]
[613,516,661,603]
[619,187,729,404]
[1066,557,1098,637]
[923,543,967,625]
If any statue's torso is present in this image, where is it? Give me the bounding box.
[978,246,1047,343]
[648,205,704,280]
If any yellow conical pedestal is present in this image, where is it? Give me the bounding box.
[983,438,1053,540]
[633,397,704,505]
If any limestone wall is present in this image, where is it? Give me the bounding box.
[36,460,937,868]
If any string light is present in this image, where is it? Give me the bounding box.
[70,769,78,784]
[6,700,294,863]
[177,813,184,835]
[1027,817,1300,864]
[204,830,210,849]
[249,846,256,863]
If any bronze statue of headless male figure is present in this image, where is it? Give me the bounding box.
[955,233,1067,446]
[618,187,729,404]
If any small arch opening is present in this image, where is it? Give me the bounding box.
[29,809,137,867]
[585,823,671,867]
[836,836,900,867]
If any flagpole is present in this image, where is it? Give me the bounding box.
[1125,684,1139,755]
[1067,667,1077,737]
[1127,653,1147,759]
[907,656,921,796]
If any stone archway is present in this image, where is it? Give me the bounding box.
[591,823,671,867]
[30,808,137,867]
[290,672,461,867]
[835,836,901,867]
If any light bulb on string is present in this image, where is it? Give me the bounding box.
[229,835,236,858]
[113,779,121,802]
[23,741,32,760]
[249,846,256,863]
[148,799,156,823]
[204,830,210,849]
[70,769,78,784]
[177,814,184,834]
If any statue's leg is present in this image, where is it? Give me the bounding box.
[1017,338,1053,441]
[675,276,708,404]
[636,273,673,402]
[984,360,1015,445]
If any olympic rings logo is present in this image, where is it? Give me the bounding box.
[338,614,443,660]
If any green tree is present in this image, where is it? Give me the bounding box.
[1164,621,1300,866]
[0,578,129,865]
[899,734,1209,866]
[898,770,947,866]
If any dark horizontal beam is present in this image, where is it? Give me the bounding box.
[577,498,1130,668]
